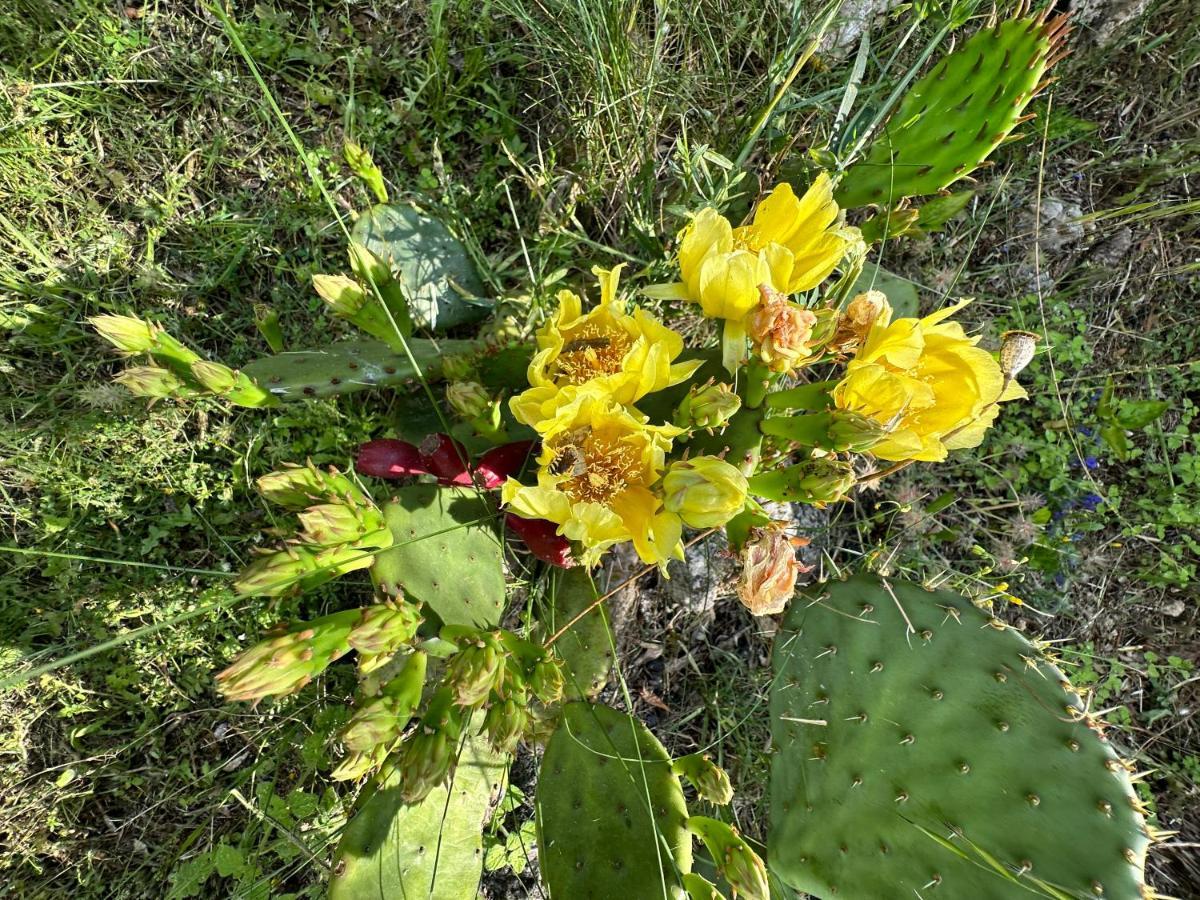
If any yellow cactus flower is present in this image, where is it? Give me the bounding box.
[501,392,685,568]
[662,456,748,528]
[647,174,858,372]
[833,298,1027,462]
[510,265,702,428]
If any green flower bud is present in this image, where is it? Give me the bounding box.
[440,352,477,382]
[313,273,367,317]
[114,366,194,399]
[348,604,424,658]
[446,380,493,421]
[90,315,159,353]
[256,463,366,510]
[190,360,237,394]
[674,381,741,431]
[686,816,769,900]
[347,242,392,287]
[215,608,361,702]
[671,753,733,805]
[826,409,888,453]
[445,633,505,707]
[234,543,376,597]
[399,727,454,803]
[482,314,523,347]
[297,503,386,548]
[528,655,564,705]
[681,874,722,900]
[483,696,528,754]
[747,458,855,507]
[662,457,749,528]
[331,745,387,782]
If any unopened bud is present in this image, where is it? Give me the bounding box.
[528,655,564,705]
[347,243,392,287]
[483,696,528,754]
[446,380,493,420]
[114,366,192,399]
[313,273,366,316]
[747,458,855,507]
[331,746,387,781]
[399,728,454,803]
[686,816,769,900]
[826,409,888,453]
[297,503,383,548]
[674,381,741,431]
[440,352,477,382]
[257,463,365,509]
[662,457,749,528]
[672,754,733,805]
[1000,330,1039,379]
[445,633,505,707]
[681,874,722,900]
[90,315,159,353]
[736,522,801,617]
[190,360,237,394]
[348,604,423,657]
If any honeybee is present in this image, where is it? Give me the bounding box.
[562,336,612,353]
[547,445,587,478]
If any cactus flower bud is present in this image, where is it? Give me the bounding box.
[215,608,362,702]
[418,433,473,485]
[736,522,801,616]
[347,242,392,287]
[662,457,749,528]
[399,727,455,803]
[504,514,576,568]
[90,315,160,353]
[826,409,888,453]
[747,458,855,507]
[257,463,366,509]
[440,352,477,382]
[686,817,769,900]
[747,285,819,373]
[114,365,194,399]
[482,313,524,347]
[672,753,734,805]
[297,503,388,548]
[445,633,505,707]
[475,440,536,489]
[446,380,493,420]
[356,439,429,480]
[312,274,367,316]
[681,874,722,900]
[190,360,237,394]
[347,602,423,657]
[483,696,528,753]
[674,382,742,431]
[340,652,426,752]
[1000,330,1040,380]
[331,746,388,782]
[528,655,565,705]
[234,544,375,597]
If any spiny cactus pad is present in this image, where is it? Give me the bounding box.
[372,485,505,628]
[545,568,613,699]
[836,13,1069,209]
[241,338,471,402]
[769,573,1150,899]
[353,203,490,332]
[537,703,693,899]
[328,734,506,900]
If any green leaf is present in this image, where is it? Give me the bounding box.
[1099,424,1131,461]
[849,263,919,318]
[1114,399,1168,430]
[352,204,490,332]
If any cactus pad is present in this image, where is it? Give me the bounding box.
[769,573,1150,899]
[372,484,506,628]
[328,734,507,899]
[537,703,693,898]
[836,13,1069,209]
[241,338,472,401]
[353,203,491,332]
[545,568,613,699]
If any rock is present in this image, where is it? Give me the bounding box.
[1032,197,1088,253]
[1070,0,1152,46]
[663,530,734,626]
[819,0,904,58]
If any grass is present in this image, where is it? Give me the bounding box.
[2,0,1198,896]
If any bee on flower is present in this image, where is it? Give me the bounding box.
[509,265,702,429]
[647,174,860,372]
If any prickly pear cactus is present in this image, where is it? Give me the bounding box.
[328,734,506,900]
[836,12,1069,209]
[537,703,693,898]
[353,203,491,331]
[545,568,613,699]
[242,337,472,402]
[770,573,1150,899]
[371,484,505,628]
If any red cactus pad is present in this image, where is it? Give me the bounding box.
[356,439,429,479]
[475,440,537,489]
[505,514,575,568]
[417,433,474,485]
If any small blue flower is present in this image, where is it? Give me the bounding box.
[1077,425,1094,437]
[1083,456,1099,470]
[1054,572,1067,590]
[1080,493,1103,511]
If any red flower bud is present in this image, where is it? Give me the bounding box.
[418,433,473,485]
[505,514,575,568]
[475,440,537,489]
[356,439,429,479]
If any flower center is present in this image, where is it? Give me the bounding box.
[552,323,632,385]
[549,429,641,505]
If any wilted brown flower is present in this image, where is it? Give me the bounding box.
[746,285,818,373]
[736,522,805,616]
[829,289,887,352]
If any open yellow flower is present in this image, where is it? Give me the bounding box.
[832,298,1027,462]
[510,265,701,428]
[647,174,858,372]
[501,392,685,568]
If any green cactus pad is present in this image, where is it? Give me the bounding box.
[545,568,613,699]
[372,485,505,628]
[836,13,1068,209]
[353,203,491,332]
[769,573,1150,899]
[241,337,473,402]
[328,734,507,900]
[537,703,693,899]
